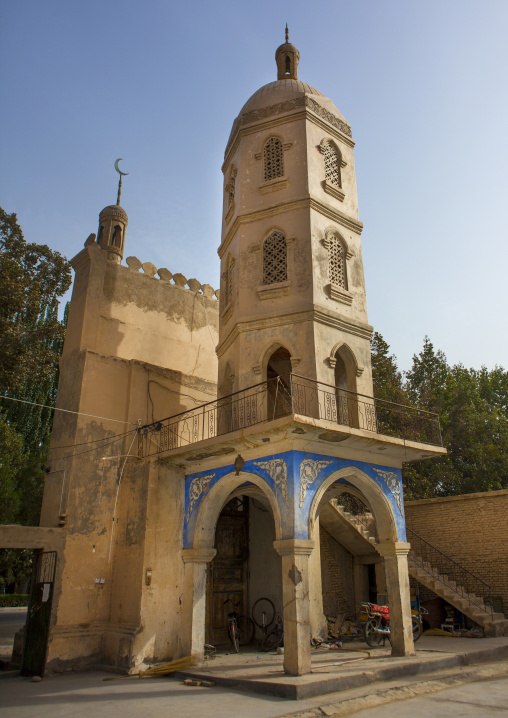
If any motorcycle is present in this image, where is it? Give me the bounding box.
[360,601,424,647]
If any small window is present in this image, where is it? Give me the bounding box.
[111,225,122,248]
[323,141,341,188]
[227,257,235,305]
[263,231,287,285]
[227,167,237,206]
[263,137,284,182]
[328,233,347,289]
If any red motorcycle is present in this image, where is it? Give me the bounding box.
[361,602,423,647]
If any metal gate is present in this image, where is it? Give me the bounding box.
[22,551,57,676]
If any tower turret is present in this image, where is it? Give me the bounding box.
[97,159,129,263]
[275,25,300,80]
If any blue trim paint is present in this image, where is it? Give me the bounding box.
[183,450,406,548]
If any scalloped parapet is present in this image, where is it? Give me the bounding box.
[120,256,218,297]
[126,256,143,272]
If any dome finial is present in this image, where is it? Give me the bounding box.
[275,30,300,80]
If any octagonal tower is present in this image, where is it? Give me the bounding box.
[217,34,373,401]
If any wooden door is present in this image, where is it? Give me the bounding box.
[206,496,249,645]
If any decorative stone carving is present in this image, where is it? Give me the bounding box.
[299,459,333,507]
[172,273,187,287]
[240,95,352,138]
[254,458,288,503]
[187,473,215,521]
[142,262,157,277]
[372,468,403,514]
[288,563,302,586]
[157,268,173,282]
[187,278,202,292]
[84,233,96,246]
[201,284,215,298]
[126,256,143,272]
[305,97,352,137]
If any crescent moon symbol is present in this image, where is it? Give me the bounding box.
[114,158,129,176]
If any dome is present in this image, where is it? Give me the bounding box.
[239,78,347,124]
[99,204,128,223]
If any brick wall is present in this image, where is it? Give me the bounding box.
[405,490,508,617]
[320,528,355,617]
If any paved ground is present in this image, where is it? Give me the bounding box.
[1,661,507,718]
[1,634,508,718]
[0,607,26,661]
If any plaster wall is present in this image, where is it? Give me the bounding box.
[248,499,282,635]
[42,237,219,670]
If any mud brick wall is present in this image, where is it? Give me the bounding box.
[405,490,508,617]
[320,527,355,618]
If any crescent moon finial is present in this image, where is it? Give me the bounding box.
[114,158,129,176]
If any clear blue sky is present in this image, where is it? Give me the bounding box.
[1,0,507,373]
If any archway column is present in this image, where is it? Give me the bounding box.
[181,547,217,659]
[377,541,415,657]
[273,538,314,676]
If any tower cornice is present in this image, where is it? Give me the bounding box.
[216,307,373,358]
[219,197,363,259]
[223,97,354,171]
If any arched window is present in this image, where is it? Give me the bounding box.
[323,140,341,188]
[263,231,287,285]
[267,346,292,419]
[111,225,122,248]
[227,257,235,305]
[263,137,284,182]
[328,234,347,289]
[227,166,237,206]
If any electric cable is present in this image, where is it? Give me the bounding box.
[0,394,137,425]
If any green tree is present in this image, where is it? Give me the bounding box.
[370,332,406,404]
[0,208,70,589]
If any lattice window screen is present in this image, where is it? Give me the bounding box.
[263,232,287,284]
[323,142,341,187]
[263,138,284,182]
[228,169,237,205]
[329,236,346,288]
[227,258,235,305]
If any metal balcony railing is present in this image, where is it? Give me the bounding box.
[137,373,442,458]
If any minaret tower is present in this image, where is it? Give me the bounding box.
[217,31,373,400]
[96,159,129,263]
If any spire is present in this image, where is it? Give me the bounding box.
[114,158,129,206]
[275,27,300,81]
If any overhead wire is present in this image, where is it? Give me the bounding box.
[0,394,137,425]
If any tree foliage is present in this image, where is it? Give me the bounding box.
[371,333,508,499]
[0,208,70,590]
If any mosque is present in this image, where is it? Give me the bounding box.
[15,32,505,678]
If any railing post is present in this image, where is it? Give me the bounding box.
[289,373,294,414]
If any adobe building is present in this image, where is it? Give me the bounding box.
[13,32,506,678]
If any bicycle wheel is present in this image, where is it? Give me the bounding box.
[252,597,276,629]
[412,616,423,642]
[363,618,383,647]
[237,615,255,646]
[260,628,283,652]
[228,620,240,652]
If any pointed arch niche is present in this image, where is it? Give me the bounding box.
[266,346,292,420]
[329,343,364,427]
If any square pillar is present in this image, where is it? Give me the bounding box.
[181,548,216,660]
[273,538,314,676]
[377,541,415,657]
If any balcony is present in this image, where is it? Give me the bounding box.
[137,374,442,458]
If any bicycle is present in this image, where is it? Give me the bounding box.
[252,596,276,637]
[259,612,284,652]
[224,598,255,652]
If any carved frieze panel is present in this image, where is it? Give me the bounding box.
[254,458,288,503]
[299,458,333,507]
[372,468,403,514]
[187,473,216,521]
